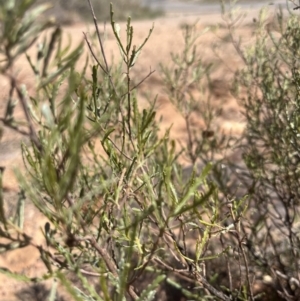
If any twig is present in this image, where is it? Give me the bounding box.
[229,204,254,301]
[0,118,30,136]
[154,258,231,301]
[10,76,43,152]
[84,3,118,95]
[153,257,189,273]
[86,0,109,73]
[292,0,300,10]
[192,269,232,301]
[79,269,101,277]
[83,32,117,96]
[107,136,134,161]
[88,236,139,300]
[82,32,107,76]
[120,68,156,98]
[220,234,233,293]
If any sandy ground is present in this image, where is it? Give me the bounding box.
[0,5,280,300]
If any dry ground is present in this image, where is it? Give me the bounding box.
[0,6,279,301]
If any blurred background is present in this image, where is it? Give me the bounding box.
[37,0,289,25]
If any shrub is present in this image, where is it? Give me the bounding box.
[0,1,233,300]
[161,1,300,299]
[217,1,300,299]
[2,0,300,300]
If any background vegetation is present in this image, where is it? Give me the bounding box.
[36,0,163,24]
[1,0,300,300]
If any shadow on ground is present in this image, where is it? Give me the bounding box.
[15,283,66,301]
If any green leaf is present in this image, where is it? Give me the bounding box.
[173,162,213,216]
[0,267,32,282]
[136,274,166,301]
[55,272,83,301]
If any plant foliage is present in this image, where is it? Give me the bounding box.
[2,0,300,301]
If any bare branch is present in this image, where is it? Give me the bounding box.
[10,76,43,152]
[83,32,107,75]
[86,0,110,73]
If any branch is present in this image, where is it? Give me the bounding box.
[0,118,30,136]
[88,236,139,300]
[83,32,107,75]
[125,68,156,96]
[86,0,109,73]
[10,77,43,152]
[154,258,231,301]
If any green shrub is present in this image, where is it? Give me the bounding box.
[0,1,233,301]
[219,2,300,299]
[2,0,300,300]
[241,10,300,301]
[161,1,300,300]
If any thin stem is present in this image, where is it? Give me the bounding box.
[86,0,109,73]
[10,77,43,152]
[229,205,254,301]
[89,236,139,300]
[120,68,155,98]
